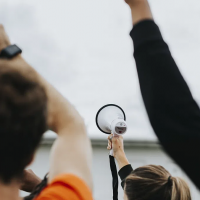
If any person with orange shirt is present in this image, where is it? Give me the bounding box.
[0,24,93,200]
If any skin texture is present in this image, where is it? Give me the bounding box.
[107,135,129,200]
[0,24,93,200]
[0,25,11,50]
[124,193,128,200]
[107,135,129,170]
[124,0,153,25]
[20,170,42,193]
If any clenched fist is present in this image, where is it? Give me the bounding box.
[107,134,130,169]
[123,0,153,25]
[107,134,125,158]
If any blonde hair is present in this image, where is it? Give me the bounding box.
[124,165,191,200]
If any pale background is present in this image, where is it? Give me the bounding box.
[0,0,200,199]
[1,0,200,141]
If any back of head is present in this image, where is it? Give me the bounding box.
[0,67,47,183]
[125,165,191,200]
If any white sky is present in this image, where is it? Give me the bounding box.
[1,0,200,141]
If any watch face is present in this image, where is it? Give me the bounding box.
[0,45,22,59]
[7,45,20,55]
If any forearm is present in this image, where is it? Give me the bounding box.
[115,151,129,170]
[49,131,93,190]
[39,77,84,133]
[3,55,84,133]
[128,0,153,25]
[20,177,42,192]
[115,150,133,189]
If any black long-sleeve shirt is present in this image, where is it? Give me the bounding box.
[119,164,133,188]
[130,20,200,189]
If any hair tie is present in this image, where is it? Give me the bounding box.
[168,176,173,187]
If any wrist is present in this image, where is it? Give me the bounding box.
[115,150,129,169]
[128,0,153,25]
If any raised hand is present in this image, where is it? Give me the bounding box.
[107,134,125,158]
[107,134,129,169]
[123,0,153,25]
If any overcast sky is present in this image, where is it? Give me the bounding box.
[1,0,200,141]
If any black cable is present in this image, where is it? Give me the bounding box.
[109,155,118,200]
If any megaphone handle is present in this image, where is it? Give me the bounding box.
[110,149,114,156]
[109,133,116,156]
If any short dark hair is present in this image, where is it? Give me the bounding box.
[0,67,47,183]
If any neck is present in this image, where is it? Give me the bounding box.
[0,180,21,200]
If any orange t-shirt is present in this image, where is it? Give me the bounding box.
[35,174,93,200]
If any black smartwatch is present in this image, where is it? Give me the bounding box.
[0,44,22,59]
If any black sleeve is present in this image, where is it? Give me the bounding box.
[130,20,200,189]
[118,164,133,189]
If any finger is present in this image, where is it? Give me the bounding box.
[108,134,113,140]
[107,134,113,147]
[107,146,111,150]
[108,139,111,146]
[107,143,112,150]
[107,141,111,149]
[109,138,113,147]
[107,143,112,149]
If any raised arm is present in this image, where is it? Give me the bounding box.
[107,135,133,188]
[124,0,200,189]
[125,0,153,24]
[40,77,93,190]
[0,25,93,191]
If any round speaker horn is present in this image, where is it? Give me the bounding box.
[95,104,126,134]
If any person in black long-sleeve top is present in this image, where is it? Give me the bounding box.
[107,135,191,200]
[122,0,200,190]
[107,135,133,189]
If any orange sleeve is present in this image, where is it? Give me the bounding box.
[34,174,93,200]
